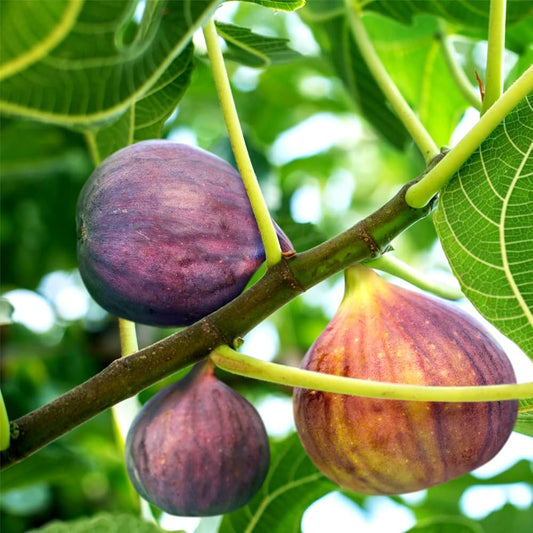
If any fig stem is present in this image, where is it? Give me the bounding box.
[113,320,141,447]
[344,0,439,164]
[119,319,139,356]
[481,0,506,115]
[405,65,533,208]
[211,345,533,402]
[114,319,141,448]
[202,19,282,267]
[437,21,481,110]
[116,319,156,522]
[366,255,463,301]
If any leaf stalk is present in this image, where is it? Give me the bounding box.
[211,345,533,402]
[202,19,281,267]
[344,0,439,163]
[365,254,463,301]
[482,0,507,114]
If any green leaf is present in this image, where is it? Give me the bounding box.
[86,43,194,162]
[407,515,483,533]
[0,0,222,129]
[219,432,336,533]
[239,0,306,11]
[216,22,302,68]
[0,0,83,79]
[513,398,533,437]
[434,95,533,358]
[361,0,533,28]
[27,513,167,533]
[299,9,410,149]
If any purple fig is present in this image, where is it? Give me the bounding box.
[77,140,292,326]
[293,265,518,495]
[125,361,270,516]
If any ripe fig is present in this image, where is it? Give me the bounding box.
[77,140,292,327]
[293,265,518,495]
[125,361,270,516]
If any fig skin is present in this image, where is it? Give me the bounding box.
[125,361,270,516]
[77,140,292,327]
[293,265,518,495]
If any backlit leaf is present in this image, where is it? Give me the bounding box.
[216,23,302,68]
[0,0,222,129]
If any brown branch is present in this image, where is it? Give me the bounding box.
[1,176,438,470]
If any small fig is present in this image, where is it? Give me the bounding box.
[77,140,292,327]
[293,265,518,495]
[125,361,270,516]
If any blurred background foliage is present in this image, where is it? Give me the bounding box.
[1,0,532,532]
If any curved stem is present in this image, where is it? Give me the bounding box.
[366,254,463,301]
[344,0,439,164]
[202,19,281,267]
[482,0,507,114]
[438,22,481,110]
[211,345,533,402]
[405,65,533,208]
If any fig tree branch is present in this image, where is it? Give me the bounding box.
[1,174,438,470]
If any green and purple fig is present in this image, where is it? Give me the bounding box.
[293,265,518,495]
[77,140,292,327]
[125,361,270,516]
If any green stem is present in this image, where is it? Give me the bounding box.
[211,345,533,402]
[118,319,139,356]
[438,22,481,110]
[366,254,463,301]
[344,0,439,164]
[202,19,281,267]
[405,65,533,208]
[114,320,139,446]
[0,390,10,451]
[482,0,507,114]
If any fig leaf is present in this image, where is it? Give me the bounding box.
[434,95,533,359]
[0,0,222,129]
[215,22,302,68]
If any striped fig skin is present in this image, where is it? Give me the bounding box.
[125,361,270,516]
[77,140,292,326]
[293,266,518,495]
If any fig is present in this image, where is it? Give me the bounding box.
[293,265,518,495]
[77,140,292,327]
[125,361,270,516]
